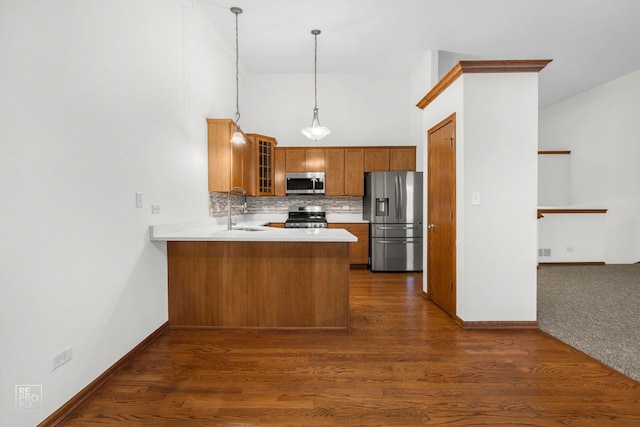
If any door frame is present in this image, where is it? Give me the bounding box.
[426,112,457,317]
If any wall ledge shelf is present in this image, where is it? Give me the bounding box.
[538,150,571,155]
[537,208,608,218]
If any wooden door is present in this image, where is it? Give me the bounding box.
[427,113,456,317]
[344,148,364,196]
[325,148,345,195]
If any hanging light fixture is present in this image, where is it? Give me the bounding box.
[230,6,245,144]
[301,29,331,141]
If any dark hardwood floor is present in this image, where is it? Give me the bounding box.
[62,270,640,426]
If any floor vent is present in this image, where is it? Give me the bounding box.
[538,248,552,257]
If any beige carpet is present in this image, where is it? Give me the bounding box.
[537,264,640,382]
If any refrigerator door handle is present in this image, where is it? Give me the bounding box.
[394,174,402,220]
[398,174,403,220]
[376,225,415,230]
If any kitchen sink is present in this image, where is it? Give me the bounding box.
[232,226,266,232]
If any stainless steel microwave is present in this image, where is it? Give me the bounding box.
[285,172,325,195]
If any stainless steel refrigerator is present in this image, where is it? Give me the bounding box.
[364,171,423,272]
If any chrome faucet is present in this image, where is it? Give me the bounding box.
[227,186,247,230]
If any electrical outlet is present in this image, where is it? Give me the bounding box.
[342,205,349,210]
[151,204,161,214]
[567,245,575,252]
[51,346,72,371]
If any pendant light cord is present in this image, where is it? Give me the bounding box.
[301,29,330,140]
[313,31,318,110]
[234,9,240,124]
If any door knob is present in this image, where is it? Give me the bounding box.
[427,224,435,230]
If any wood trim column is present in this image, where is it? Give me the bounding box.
[417,59,552,110]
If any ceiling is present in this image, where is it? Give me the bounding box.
[201,0,640,107]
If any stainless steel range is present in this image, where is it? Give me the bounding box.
[285,205,328,229]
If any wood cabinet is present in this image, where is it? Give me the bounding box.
[207,118,253,193]
[285,148,325,172]
[324,148,345,196]
[364,148,389,172]
[390,147,416,171]
[329,223,369,265]
[274,148,286,196]
[344,148,365,196]
[273,145,415,197]
[325,148,365,196]
[168,240,349,328]
[246,134,277,196]
[364,147,417,172]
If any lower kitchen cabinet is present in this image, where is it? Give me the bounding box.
[167,240,349,328]
[329,223,369,265]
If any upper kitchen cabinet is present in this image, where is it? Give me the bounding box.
[285,148,325,172]
[344,148,365,196]
[364,147,416,172]
[207,118,253,194]
[364,148,389,172]
[274,147,286,196]
[324,148,345,196]
[325,148,364,196]
[389,147,416,171]
[246,133,278,196]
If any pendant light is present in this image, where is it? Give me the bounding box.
[230,6,245,144]
[301,29,331,141]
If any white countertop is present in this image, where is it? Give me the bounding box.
[150,215,362,242]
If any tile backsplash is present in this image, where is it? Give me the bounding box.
[209,193,363,218]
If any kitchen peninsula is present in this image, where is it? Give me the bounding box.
[152,220,357,329]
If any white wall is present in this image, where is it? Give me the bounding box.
[459,73,539,321]
[421,72,540,322]
[0,1,234,425]
[538,153,571,206]
[538,213,606,262]
[242,73,414,148]
[539,68,640,263]
[409,51,439,172]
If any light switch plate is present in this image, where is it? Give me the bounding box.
[471,192,480,206]
[135,192,143,208]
